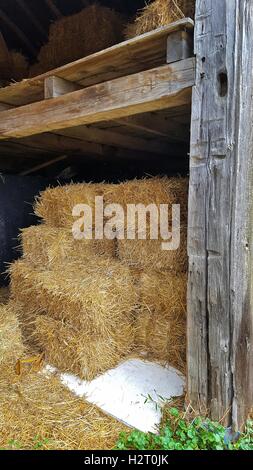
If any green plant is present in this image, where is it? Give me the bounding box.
[115,409,253,451]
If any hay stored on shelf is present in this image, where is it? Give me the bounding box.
[35,182,110,228]
[135,271,187,372]
[0,365,128,450]
[20,225,116,267]
[0,302,24,366]
[34,315,134,381]
[125,0,195,39]
[29,4,125,76]
[9,259,138,337]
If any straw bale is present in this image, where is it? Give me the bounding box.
[34,315,134,381]
[0,302,24,366]
[117,225,187,272]
[0,366,127,449]
[34,182,110,228]
[35,177,188,231]
[20,225,116,267]
[105,177,188,220]
[9,259,138,337]
[125,0,195,39]
[135,271,187,371]
[29,4,125,76]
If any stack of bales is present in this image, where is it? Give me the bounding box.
[9,177,188,379]
[30,4,125,77]
[104,177,188,371]
[125,0,195,39]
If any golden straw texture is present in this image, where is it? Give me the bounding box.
[125,0,195,39]
[20,225,116,267]
[135,271,187,372]
[0,366,128,450]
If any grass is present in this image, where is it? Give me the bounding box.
[115,408,253,451]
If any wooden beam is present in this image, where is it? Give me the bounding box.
[166,30,193,63]
[45,0,62,19]
[44,76,82,99]
[0,8,37,57]
[0,19,194,107]
[54,125,173,155]
[20,155,67,176]
[114,114,189,142]
[16,0,48,40]
[0,58,194,139]
[188,0,253,429]
[0,102,14,111]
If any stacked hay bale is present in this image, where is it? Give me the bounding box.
[104,177,188,371]
[9,177,188,379]
[30,4,125,77]
[125,0,195,39]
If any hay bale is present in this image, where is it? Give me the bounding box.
[29,4,125,76]
[0,302,24,366]
[125,0,195,39]
[105,177,188,217]
[117,226,187,272]
[9,259,138,337]
[135,271,187,371]
[0,364,127,450]
[35,177,188,230]
[20,225,116,267]
[34,182,109,228]
[34,315,134,381]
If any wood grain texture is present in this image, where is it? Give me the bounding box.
[188,0,253,428]
[0,59,195,139]
[0,19,193,107]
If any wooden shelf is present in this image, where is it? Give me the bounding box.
[0,19,195,172]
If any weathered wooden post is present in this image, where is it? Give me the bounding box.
[188,0,253,428]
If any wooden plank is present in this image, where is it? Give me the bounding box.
[44,76,82,99]
[20,155,68,176]
[0,19,194,107]
[1,131,177,162]
[56,125,173,155]
[114,114,189,142]
[0,59,195,140]
[0,103,13,111]
[188,0,253,428]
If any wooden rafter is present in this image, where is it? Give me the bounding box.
[20,155,67,176]
[0,7,37,57]
[16,0,48,41]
